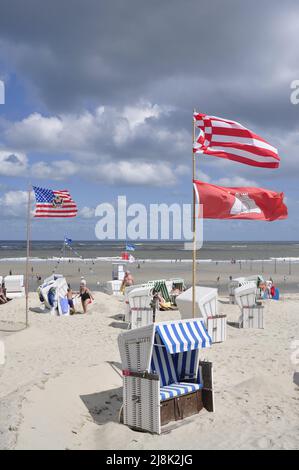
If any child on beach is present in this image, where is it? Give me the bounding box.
[67,285,75,314]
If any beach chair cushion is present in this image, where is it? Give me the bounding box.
[160,382,202,401]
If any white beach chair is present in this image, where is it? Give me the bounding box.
[176,286,227,343]
[127,286,154,329]
[4,275,25,299]
[112,262,127,281]
[123,283,147,322]
[228,277,246,303]
[228,275,263,304]
[38,276,69,315]
[118,318,214,434]
[235,283,264,329]
[105,280,123,296]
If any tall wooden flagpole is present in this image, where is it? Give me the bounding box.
[25,185,32,328]
[192,109,196,318]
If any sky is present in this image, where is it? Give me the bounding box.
[0,0,298,241]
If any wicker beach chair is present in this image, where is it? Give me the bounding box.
[176,286,227,343]
[118,318,214,434]
[228,275,264,304]
[235,282,264,328]
[4,275,25,299]
[127,286,155,330]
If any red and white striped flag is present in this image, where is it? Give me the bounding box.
[33,186,78,218]
[193,113,280,168]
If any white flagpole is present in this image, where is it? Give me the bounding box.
[25,185,32,328]
[192,109,196,318]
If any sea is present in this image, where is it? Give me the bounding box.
[0,240,298,263]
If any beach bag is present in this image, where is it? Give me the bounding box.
[272,288,280,300]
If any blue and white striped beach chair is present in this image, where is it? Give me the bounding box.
[118,318,214,434]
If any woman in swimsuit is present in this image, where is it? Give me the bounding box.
[79,279,94,313]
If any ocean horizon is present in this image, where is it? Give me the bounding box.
[1,240,299,262]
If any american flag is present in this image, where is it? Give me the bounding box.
[193,113,280,168]
[33,186,78,218]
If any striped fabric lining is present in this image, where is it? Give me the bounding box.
[151,332,178,386]
[151,334,200,386]
[160,382,202,401]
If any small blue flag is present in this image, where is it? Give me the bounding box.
[126,243,135,252]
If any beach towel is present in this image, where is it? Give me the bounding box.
[58,297,70,315]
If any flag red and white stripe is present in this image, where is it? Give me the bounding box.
[33,186,78,218]
[193,113,280,168]
[193,180,288,221]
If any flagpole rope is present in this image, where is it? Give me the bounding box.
[54,240,89,275]
[192,109,196,318]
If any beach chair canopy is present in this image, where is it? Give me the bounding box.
[43,273,64,284]
[155,320,211,354]
[118,319,211,384]
[176,286,218,322]
[169,278,186,290]
[38,276,68,310]
[235,282,258,308]
[153,281,171,303]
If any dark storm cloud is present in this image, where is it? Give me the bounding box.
[0,0,299,130]
[0,0,299,188]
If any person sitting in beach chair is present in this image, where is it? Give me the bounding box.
[120,271,134,294]
[152,289,172,311]
[0,282,11,304]
[79,279,94,313]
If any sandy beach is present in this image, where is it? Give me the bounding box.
[1,256,299,295]
[0,287,298,450]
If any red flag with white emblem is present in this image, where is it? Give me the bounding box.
[193,180,288,221]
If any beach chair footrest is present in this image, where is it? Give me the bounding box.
[160,391,203,425]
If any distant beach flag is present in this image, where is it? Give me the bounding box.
[33,186,78,218]
[129,254,135,263]
[126,243,136,252]
[193,113,280,168]
[193,180,288,221]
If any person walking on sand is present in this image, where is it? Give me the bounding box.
[79,279,94,313]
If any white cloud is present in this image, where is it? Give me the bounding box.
[0,150,28,176]
[30,160,78,180]
[91,160,177,186]
[122,101,172,128]
[0,190,28,217]
[4,103,179,155]
[213,176,258,187]
[80,206,95,219]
